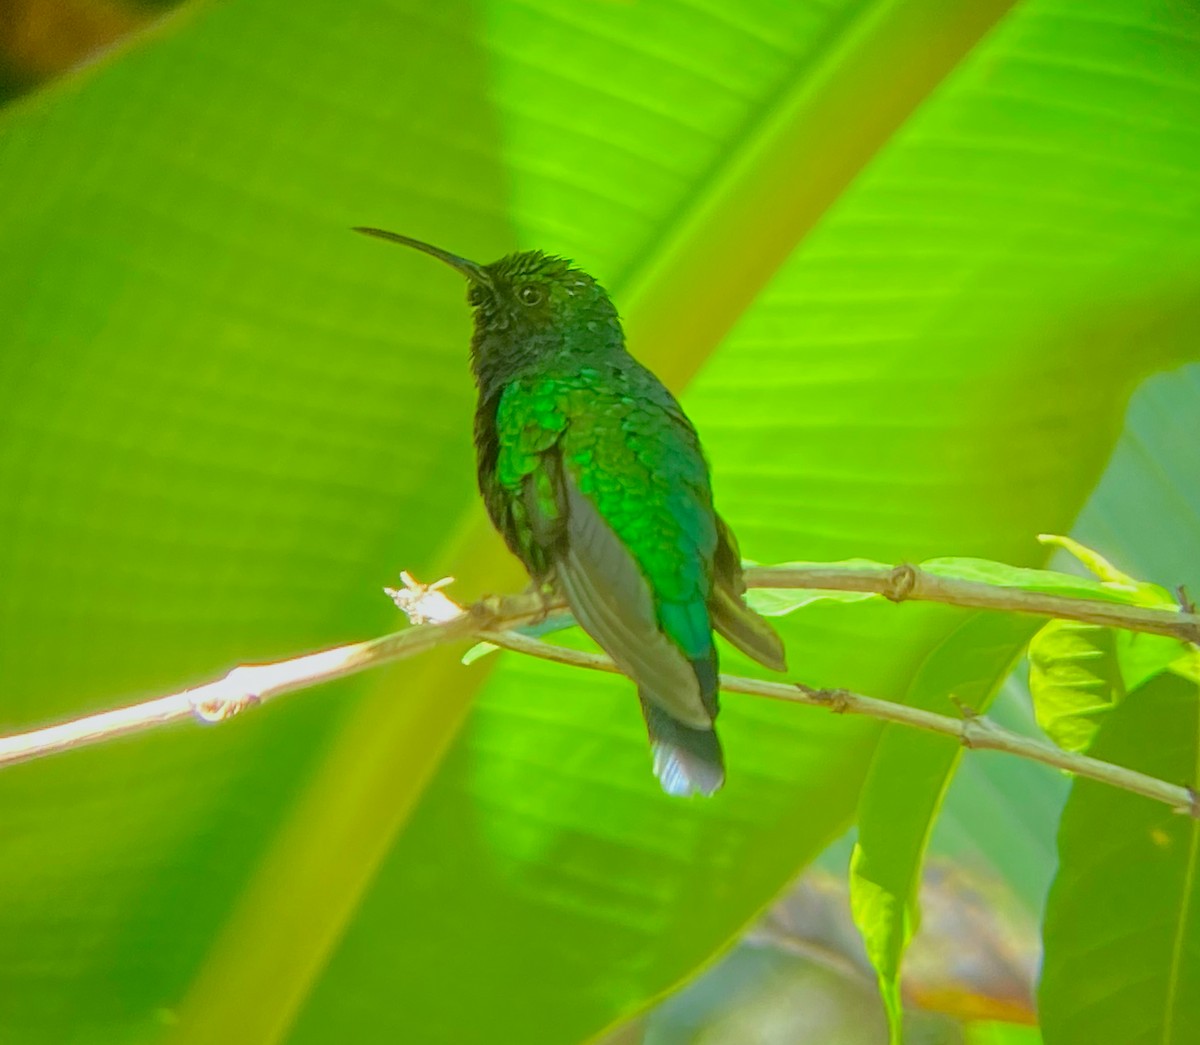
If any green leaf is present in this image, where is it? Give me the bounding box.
[1039,533,1179,608]
[460,612,578,665]
[746,586,878,617]
[1121,633,1198,692]
[941,368,1200,1044]
[850,613,1040,1044]
[1037,534,1142,589]
[921,558,1170,608]
[995,537,1191,755]
[749,553,1181,621]
[1028,621,1126,753]
[968,1023,1044,1045]
[930,674,1068,918]
[1039,671,1200,1044]
[1173,646,1200,685]
[1028,610,1190,753]
[1,0,1199,1043]
[744,559,888,616]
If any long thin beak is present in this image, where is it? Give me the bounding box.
[353,227,491,287]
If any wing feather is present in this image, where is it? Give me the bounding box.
[554,469,712,731]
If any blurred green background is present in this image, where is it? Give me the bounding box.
[1,1,1197,1042]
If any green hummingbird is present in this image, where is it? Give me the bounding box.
[357,228,786,796]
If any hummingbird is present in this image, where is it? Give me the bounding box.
[357,228,786,796]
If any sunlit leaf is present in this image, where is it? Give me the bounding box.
[1173,646,1200,685]
[1039,671,1200,1044]
[921,559,1171,608]
[460,612,578,665]
[746,586,878,617]
[1037,534,1169,599]
[1027,538,1191,752]
[748,555,1181,620]
[1028,622,1125,753]
[1,0,1198,1042]
[936,367,1200,1045]
[850,613,1039,1043]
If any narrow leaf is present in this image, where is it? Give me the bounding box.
[850,613,1039,1044]
[1037,534,1141,588]
[1038,533,1176,605]
[922,558,1170,608]
[461,612,578,665]
[745,587,877,616]
[756,555,1183,620]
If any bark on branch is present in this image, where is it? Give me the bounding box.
[2,563,1196,817]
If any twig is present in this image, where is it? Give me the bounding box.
[0,589,547,769]
[2,564,1197,814]
[744,563,1200,644]
[483,629,1196,815]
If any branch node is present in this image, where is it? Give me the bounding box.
[386,572,462,625]
[529,584,556,625]
[1187,785,1200,820]
[884,563,918,603]
[1177,585,1196,616]
[471,596,503,628]
[189,678,260,724]
[805,685,851,713]
[952,696,982,749]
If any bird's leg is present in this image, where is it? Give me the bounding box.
[511,573,575,641]
[522,574,558,625]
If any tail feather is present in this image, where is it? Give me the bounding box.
[710,583,787,673]
[711,514,787,673]
[556,470,712,729]
[640,696,724,797]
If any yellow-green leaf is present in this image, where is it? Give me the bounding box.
[850,613,1038,1044]
[2,0,1199,1042]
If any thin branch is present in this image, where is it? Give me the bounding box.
[484,629,1198,816]
[744,563,1200,644]
[2,564,1197,819]
[0,589,546,770]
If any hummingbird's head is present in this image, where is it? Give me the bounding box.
[355,229,623,390]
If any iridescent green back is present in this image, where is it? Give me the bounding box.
[485,362,718,663]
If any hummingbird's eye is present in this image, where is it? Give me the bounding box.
[518,284,544,307]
